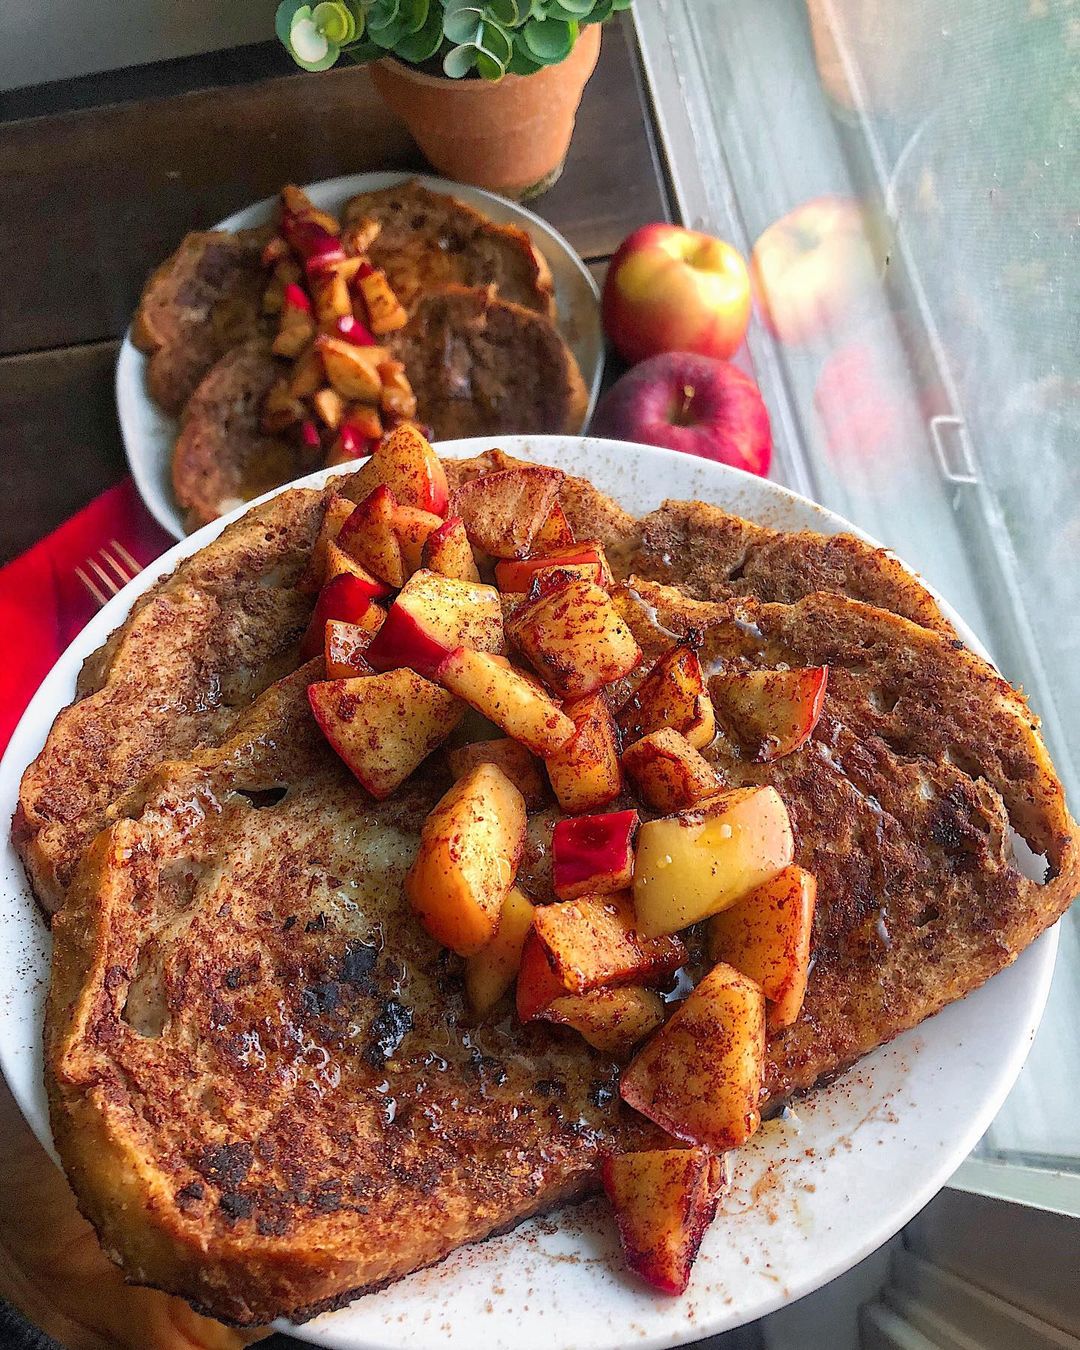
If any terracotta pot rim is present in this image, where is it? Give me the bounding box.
[376,25,600,91]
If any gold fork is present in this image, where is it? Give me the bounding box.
[73,540,142,607]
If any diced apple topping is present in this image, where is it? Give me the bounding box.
[464,886,536,1017]
[365,570,504,679]
[391,504,445,575]
[357,268,408,334]
[601,1148,718,1295]
[494,542,612,593]
[552,809,638,900]
[310,270,353,329]
[315,335,388,401]
[288,344,324,398]
[404,763,527,956]
[422,516,481,583]
[621,728,722,814]
[709,864,816,1030]
[544,695,622,814]
[711,666,828,761]
[532,891,686,995]
[533,500,575,550]
[507,580,642,699]
[633,787,794,937]
[308,669,461,801]
[301,492,358,592]
[336,485,407,588]
[450,465,564,558]
[312,386,346,430]
[348,424,449,516]
[378,359,417,419]
[324,619,377,679]
[300,573,384,659]
[619,646,716,750]
[620,962,766,1151]
[541,986,665,1057]
[447,738,547,810]
[435,646,575,757]
[516,929,571,1022]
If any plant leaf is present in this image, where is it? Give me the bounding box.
[507,45,543,75]
[312,1,355,44]
[443,5,485,44]
[443,42,480,77]
[487,0,521,25]
[542,0,593,19]
[394,7,444,60]
[479,20,514,64]
[521,16,574,62]
[276,0,307,47]
[399,0,430,35]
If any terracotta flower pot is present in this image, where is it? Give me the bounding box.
[370,24,601,200]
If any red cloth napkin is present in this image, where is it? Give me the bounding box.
[0,479,174,757]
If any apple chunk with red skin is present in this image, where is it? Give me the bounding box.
[465,885,536,1017]
[422,516,480,583]
[322,541,393,596]
[602,1147,719,1295]
[365,569,504,679]
[552,809,638,901]
[494,542,612,594]
[591,352,771,478]
[435,646,575,757]
[544,694,622,814]
[300,573,384,659]
[532,891,686,995]
[507,579,642,699]
[307,669,461,801]
[619,645,716,750]
[542,986,665,1057]
[404,763,527,957]
[346,423,449,516]
[620,961,766,1151]
[709,864,816,1029]
[300,492,357,592]
[711,666,828,761]
[450,465,564,559]
[336,484,407,588]
[534,500,575,550]
[633,787,794,937]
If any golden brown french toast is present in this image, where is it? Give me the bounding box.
[342,179,555,316]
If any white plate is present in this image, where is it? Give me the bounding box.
[117,173,606,540]
[0,438,1057,1350]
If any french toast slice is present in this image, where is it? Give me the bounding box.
[389,285,589,439]
[630,498,953,633]
[44,577,1077,1324]
[47,664,649,1325]
[342,179,555,316]
[14,485,324,914]
[132,228,273,415]
[612,579,1080,1101]
[171,340,310,531]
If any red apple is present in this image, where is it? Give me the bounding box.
[591,353,771,477]
[551,809,639,901]
[602,224,751,366]
[365,570,503,679]
[300,573,382,660]
[750,196,886,346]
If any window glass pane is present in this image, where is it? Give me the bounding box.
[636,0,1079,1191]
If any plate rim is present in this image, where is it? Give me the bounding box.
[116,170,606,542]
[0,435,1058,1348]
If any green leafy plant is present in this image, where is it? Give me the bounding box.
[276,0,630,78]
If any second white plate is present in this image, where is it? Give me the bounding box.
[117,172,606,539]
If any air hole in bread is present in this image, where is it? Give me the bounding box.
[1008,829,1050,884]
[122,944,167,1037]
[235,786,288,810]
[867,686,900,715]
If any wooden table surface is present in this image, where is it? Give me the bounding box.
[0,18,672,1348]
[0,15,670,567]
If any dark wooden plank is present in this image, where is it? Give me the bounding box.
[0,342,125,565]
[0,14,666,356]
